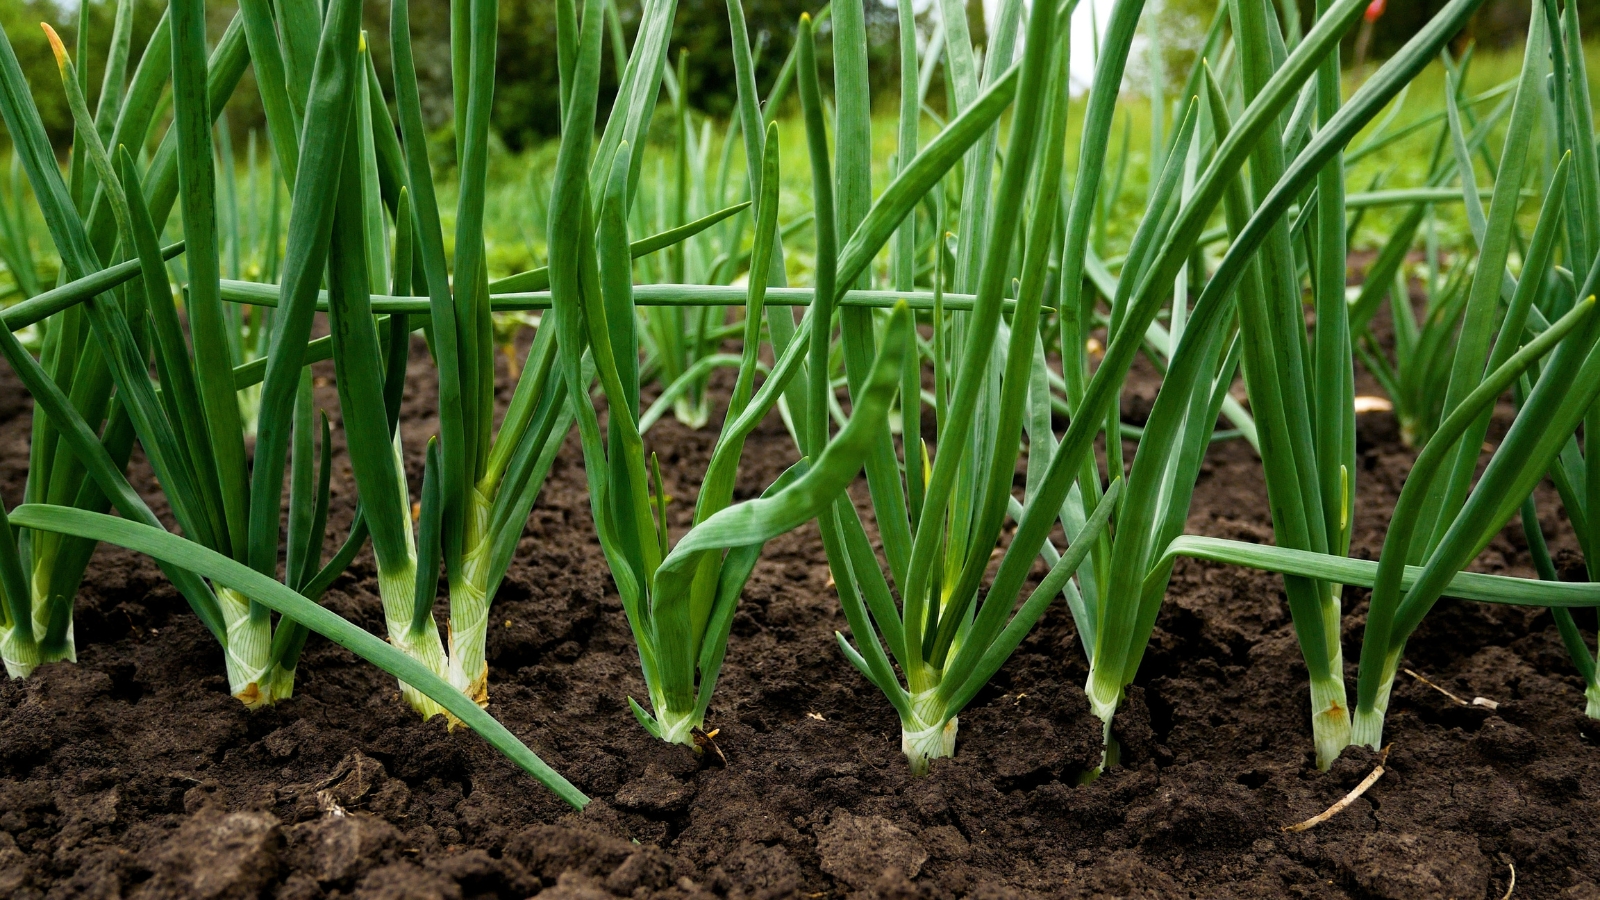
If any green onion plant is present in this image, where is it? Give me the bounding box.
[299,0,577,717]
[1043,0,1490,770]
[1140,0,1600,761]
[783,0,1130,774]
[0,0,383,706]
[1117,0,1502,766]
[0,0,591,810]
[0,6,247,680]
[1351,0,1600,739]
[5,0,1600,811]
[549,0,917,747]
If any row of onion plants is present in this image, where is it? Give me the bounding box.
[0,0,1597,814]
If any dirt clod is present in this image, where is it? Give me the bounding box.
[286,813,403,887]
[815,810,928,889]
[135,808,283,899]
[1332,830,1490,900]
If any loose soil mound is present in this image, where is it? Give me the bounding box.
[0,337,1595,900]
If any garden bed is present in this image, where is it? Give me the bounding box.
[0,336,1595,900]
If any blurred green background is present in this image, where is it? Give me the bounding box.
[0,0,1595,291]
[1,0,1581,153]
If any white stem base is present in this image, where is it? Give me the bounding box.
[217,587,275,708]
[655,705,703,746]
[1083,664,1130,774]
[1309,675,1352,771]
[0,621,74,679]
[901,716,957,776]
[1084,666,1121,730]
[392,631,450,719]
[261,662,297,704]
[901,689,957,775]
[1081,666,1120,771]
[446,490,494,709]
[1351,661,1397,751]
[674,395,710,430]
[0,624,40,679]
[1350,707,1385,750]
[2,581,78,679]
[377,565,450,720]
[1585,682,1600,721]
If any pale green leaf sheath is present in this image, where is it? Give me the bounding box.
[445,487,495,705]
[324,83,450,719]
[215,587,271,701]
[381,444,448,718]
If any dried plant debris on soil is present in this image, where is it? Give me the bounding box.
[0,357,1596,900]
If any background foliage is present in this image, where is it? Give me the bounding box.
[0,0,1578,152]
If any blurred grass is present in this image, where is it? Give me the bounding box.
[466,40,1600,287]
[1,39,1597,303]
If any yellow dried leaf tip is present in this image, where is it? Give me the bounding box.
[40,23,68,71]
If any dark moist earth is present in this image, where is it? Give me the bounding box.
[0,327,1597,900]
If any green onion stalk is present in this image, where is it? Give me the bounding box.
[1352,296,1599,745]
[0,0,371,706]
[0,9,308,699]
[0,8,235,679]
[549,0,914,747]
[0,69,590,799]
[1162,0,1354,767]
[0,244,175,671]
[0,206,590,814]
[76,0,363,705]
[2,5,292,687]
[1084,0,1510,758]
[1352,4,1564,745]
[1041,0,1481,768]
[323,151,451,715]
[1520,0,1600,720]
[1351,1,1600,741]
[1192,292,1600,744]
[0,289,587,804]
[308,0,577,716]
[0,7,598,802]
[785,0,1118,774]
[1139,192,1600,742]
[1075,91,1245,769]
[1046,10,1258,766]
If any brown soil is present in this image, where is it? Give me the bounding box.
[0,330,1597,900]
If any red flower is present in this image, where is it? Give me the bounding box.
[1365,0,1387,22]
